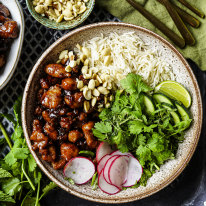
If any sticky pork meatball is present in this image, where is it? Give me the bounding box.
[60,143,79,161]
[64,92,84,109]
[68,130,83,143]
[61,78,77,90]
[45,64,71,78]
[30,119,48,150]
[41,85,62,109]
[82,121,98,149]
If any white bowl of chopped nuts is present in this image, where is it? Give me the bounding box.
[26,0,95,30]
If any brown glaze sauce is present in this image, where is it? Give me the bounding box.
[30,54,99,170]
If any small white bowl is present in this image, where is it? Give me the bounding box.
[0,0,25,90]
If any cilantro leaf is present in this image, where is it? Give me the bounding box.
[92,129,107,141]
[128,120,145,135]
[147,133,165,153]
[28,154,37,172]
[1,177,21,196]
[94,122,112,133]
[22,197,40,206]
[136,145,152,166]
[0,190,15,203]
[0,168,12,178]
[4,152,17,166]
[13,96,22,125]
[41,182,57,198]
[12,148,30,160]
[0,114,16,125]
[120,73,152,94]
[93,73,192,189]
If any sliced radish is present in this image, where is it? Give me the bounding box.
[122,156,143,187]
[108,156,128,188]
[103,155,120,184]
[63,157,95,185]
[97,154,111,174]
[96,142,113,162]
[98,170,120,195]
[111,150,133,157]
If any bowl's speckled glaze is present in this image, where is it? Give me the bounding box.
[26,0,95,30]
[22,22,202,203]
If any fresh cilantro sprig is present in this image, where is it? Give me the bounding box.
[93,74,192,186]
[0,97,57,205]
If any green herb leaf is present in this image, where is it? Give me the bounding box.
[0,114,16,125]
[4,151,17,166]
[1,177,21,196]
[13,148,30,159]
[0,168,12,178]
[13,96,22,125]
[41,182,57,197]
[22,197,40,206]
[0,190,15,203]
[94,122,112,133]
[28,154,37,172]
[120,73,152,94]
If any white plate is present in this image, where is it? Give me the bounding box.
[0,0,24,90]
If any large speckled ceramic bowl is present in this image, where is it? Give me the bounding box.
[26,0,95,30]
[22,22,202,203]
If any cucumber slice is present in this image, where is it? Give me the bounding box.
[175,102,190,121]
[153,93,173,106]
[143,94,155,114]
[161,103,181,124]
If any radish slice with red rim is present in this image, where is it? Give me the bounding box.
[103,155,120,184]
[98,170,120,195]
[96,142,113,162]
[122,156,143,187]
[108,155,129,189]
[63,157,95,185]
[110,150,133,157]
[97,154,111,174]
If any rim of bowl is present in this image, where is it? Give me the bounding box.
[22,22,203,203]
[26,0,95,30]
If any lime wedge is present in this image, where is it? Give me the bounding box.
[154,80,192,108]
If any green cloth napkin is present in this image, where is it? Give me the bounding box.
[96,0,206,71]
